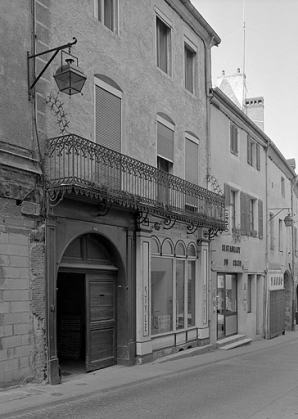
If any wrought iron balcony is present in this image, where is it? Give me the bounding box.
[44,134,225,230]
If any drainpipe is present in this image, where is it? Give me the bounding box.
[265,144,269,339]
[291,175,296,331]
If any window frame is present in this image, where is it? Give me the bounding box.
[230,122,239,156]
[156,11,172,76]
[94,0,119,33]
[184,37,197,94]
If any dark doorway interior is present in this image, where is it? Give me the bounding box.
[57,272,86,378]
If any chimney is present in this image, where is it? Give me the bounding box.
[217,68,246,110]
[244,97,264,131]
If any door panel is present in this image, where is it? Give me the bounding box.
[86,271,117,372]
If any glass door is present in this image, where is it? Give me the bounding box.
[217,274,238,338]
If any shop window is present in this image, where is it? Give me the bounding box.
[187,243,197,258]
[176,260,185,329]
[151,257,173,335]
[175,241,186,257]
[94,0,118,33]
[161,238,174,256]
[151,237,161,255]
[187,260,195,327]
[247,275,252,313]
[151,240,197,335]
[156,13,172,75]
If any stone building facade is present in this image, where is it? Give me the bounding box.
[0,0,225,386]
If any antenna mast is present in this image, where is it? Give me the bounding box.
[242,0,247,111]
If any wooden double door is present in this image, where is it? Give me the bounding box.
[57,270,117,372]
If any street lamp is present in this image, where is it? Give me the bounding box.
[27,37,86,99]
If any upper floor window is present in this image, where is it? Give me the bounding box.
[185,132,199,184]
[94,0,118,33]
[269,212,274,250]
[247,135,261,170]
[278,219,283,252]
[184,39,196,93]
[230,122,238,156]
[224,184,240,232]
[94,75,122,152]
[281,177,285,197]
[240,192,263,239]
[156,13,172,75]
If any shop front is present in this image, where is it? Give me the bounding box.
[135,224,210,363]
[217,273,237,338]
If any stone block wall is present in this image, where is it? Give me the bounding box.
[0,191,46,387]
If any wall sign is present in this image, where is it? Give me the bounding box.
[268,271,284,290]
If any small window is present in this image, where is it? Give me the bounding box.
[156,15,172,75]
[281,177,285,197]
[230,122,238,156]
[95,0,118,33]
[184,43,195,93]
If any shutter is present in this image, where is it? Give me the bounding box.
[246,194,251,234]
[240,192,249,235]
[235,126,238,154]
[104,0,114,31]
[247,135,251,164]
[230,123,234,153]
[224,184,231,207]
[258,199,263,239]
[185,138,198,184]
[95,86,121,152]
[256,143,261,170]
[157,121,174,162]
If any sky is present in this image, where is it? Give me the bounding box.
[192,0,298,163]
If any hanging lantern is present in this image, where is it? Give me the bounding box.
[54,58,87,96]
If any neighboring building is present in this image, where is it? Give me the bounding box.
[266,145,298,338]
[0,0,225,387]
[209,87,268,344]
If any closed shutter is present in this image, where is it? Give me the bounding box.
[258,199,263,239]
[95,85,121,152]
[240,192,249,235]
[224,183,231,207]
[157,121,174,162]
[256,143,261,170]
[185,138,198,184]
[247,135,251,165]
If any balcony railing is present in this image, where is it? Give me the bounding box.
[44,134,225,230]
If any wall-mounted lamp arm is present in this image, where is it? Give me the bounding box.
[28,37,77,91]
[268,208,291,222]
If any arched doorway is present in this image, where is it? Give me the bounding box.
[57,233,118,376]
[284,270,293,331]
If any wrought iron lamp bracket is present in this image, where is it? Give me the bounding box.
[96,200,112,217]
[163,216,176,230]
[137,210,150,226]
[208,227,223,240]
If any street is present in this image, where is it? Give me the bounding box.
[3,335,298,419]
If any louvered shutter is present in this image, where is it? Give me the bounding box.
[95,86,121,152]
[185,138,198,184]
[256,143,261,170]
[258,199,263,239]
[157,121,174,162]
[224,183,231,207]
[240,192,249,235]
[247,135,251,164]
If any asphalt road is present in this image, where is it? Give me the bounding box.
[5,339,298,419]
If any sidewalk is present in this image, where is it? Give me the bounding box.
[1,330,298,418]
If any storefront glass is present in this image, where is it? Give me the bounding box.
[176,260,185,329]
[187,261,195,327]
[151,238,197,336]
[217,273,237,338]
[151,257,173,335]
